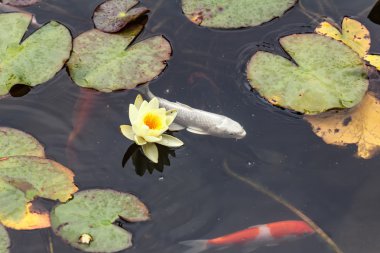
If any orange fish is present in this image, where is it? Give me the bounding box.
[181,220,314,253]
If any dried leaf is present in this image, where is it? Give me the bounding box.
[306,93,380,159]
[2,0,38,6]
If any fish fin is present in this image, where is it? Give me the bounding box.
[136,83,154,99]
[175,101,193,109]
[180,240,209,253]
[169,123,185,131]
[186,127,209,135]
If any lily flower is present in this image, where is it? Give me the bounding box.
[120,95,184,163]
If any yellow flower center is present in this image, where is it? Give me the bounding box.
[143,113,162,130]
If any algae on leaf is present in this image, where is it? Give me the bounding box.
[0,157,78,230]
[51,189,149,253]
[93,0,149,33]
[68,24,171,92]
[182,0,297,29]
[0,224,9,253]
[0,127,45,158]
[0,13,72,97]
[247,34,368,114]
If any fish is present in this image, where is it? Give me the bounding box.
[181,220,314,253]
[137,85,246,139]
[0,3,41,28]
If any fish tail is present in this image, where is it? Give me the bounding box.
[136,83,154,99]
[180,240,209,253]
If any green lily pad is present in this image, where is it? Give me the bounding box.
[0,156,78,229]
[0,224,9,253]
[0,13,72,97]
[0,127,45,158]
[51,189,150,253]
[182,0,297,29]
[67,24,171,92]
[2,0,38,6]
[247,34,368,114]
[93,0,149,33]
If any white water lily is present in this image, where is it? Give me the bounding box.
[120,95,184,163]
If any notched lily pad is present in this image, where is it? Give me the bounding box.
[0,127,45,158]
[0,224,9,253]
[306,92,380,159]
[93,0,149,33]
[182,0,297,29]
[0,13,72,97]
[2,0,38,6]
[67,24,171,92]
[247,34,368,114]
[51,189,149,253]
[0,156,78,230]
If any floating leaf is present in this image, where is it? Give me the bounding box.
[181,0,297,29]
[2,0,38,6]
[0,156,78,230]
[51,189,150,253]
[315,17,370,57]
[364,54,380,70]
[247,34,368,114]
[0,13,72,97]
[0,127,45,158]
[93,0,149,33]
[306,93,380,159]
[0,224,9,253]
[67,24,171,92]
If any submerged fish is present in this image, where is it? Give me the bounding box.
[181,220,314,253]
[137,85,246,139]
[0,3,41,27]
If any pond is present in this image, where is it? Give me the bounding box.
[1,0,380,252]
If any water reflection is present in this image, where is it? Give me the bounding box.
[122,143,176,176]
[368,1,380,25]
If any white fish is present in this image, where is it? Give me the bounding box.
[137,85,246,139]
[0,3,41,28]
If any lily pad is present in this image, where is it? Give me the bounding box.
[306,92,380,159]
[0,156,78,230]
[0,127,45,158]
[2,0,38,6]
[93,0,149,33]
[182,0,297,29]
[247,34,368,114]
[0,13,72,97]
[51,189,150,253]
[67,24,171,92]
[0,224,9,253]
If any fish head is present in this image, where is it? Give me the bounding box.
[216,118,246,139]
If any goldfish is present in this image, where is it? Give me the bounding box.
[181,220,314,253]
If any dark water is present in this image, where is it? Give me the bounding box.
[1,0,380,252]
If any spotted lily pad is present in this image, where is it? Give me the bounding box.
[67,24,171,92]
[2,0,38,6]
[93,0,149,33]
[0,13,72,97]
[182,0,297,29]
[0,127,45,158]
[0,156,78,230]
[247,34,368,114]
[0,224,9,253]
[51,189,150,253]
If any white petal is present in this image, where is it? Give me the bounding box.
[148,97,159,109]
[134,135,147,145]
[166,109,177,126]
[129,104,139,123]
[157,134,184,147]
[120,125,134,141]
[142,143,158,163]
[134,95,144,109]
[144,135,162,143]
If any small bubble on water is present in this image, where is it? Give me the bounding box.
[158,176,165,181]
[164,89,170,94]
[247,161,255,167]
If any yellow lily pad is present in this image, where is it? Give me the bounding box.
[306,93,380,159]
[315,17,370,57]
